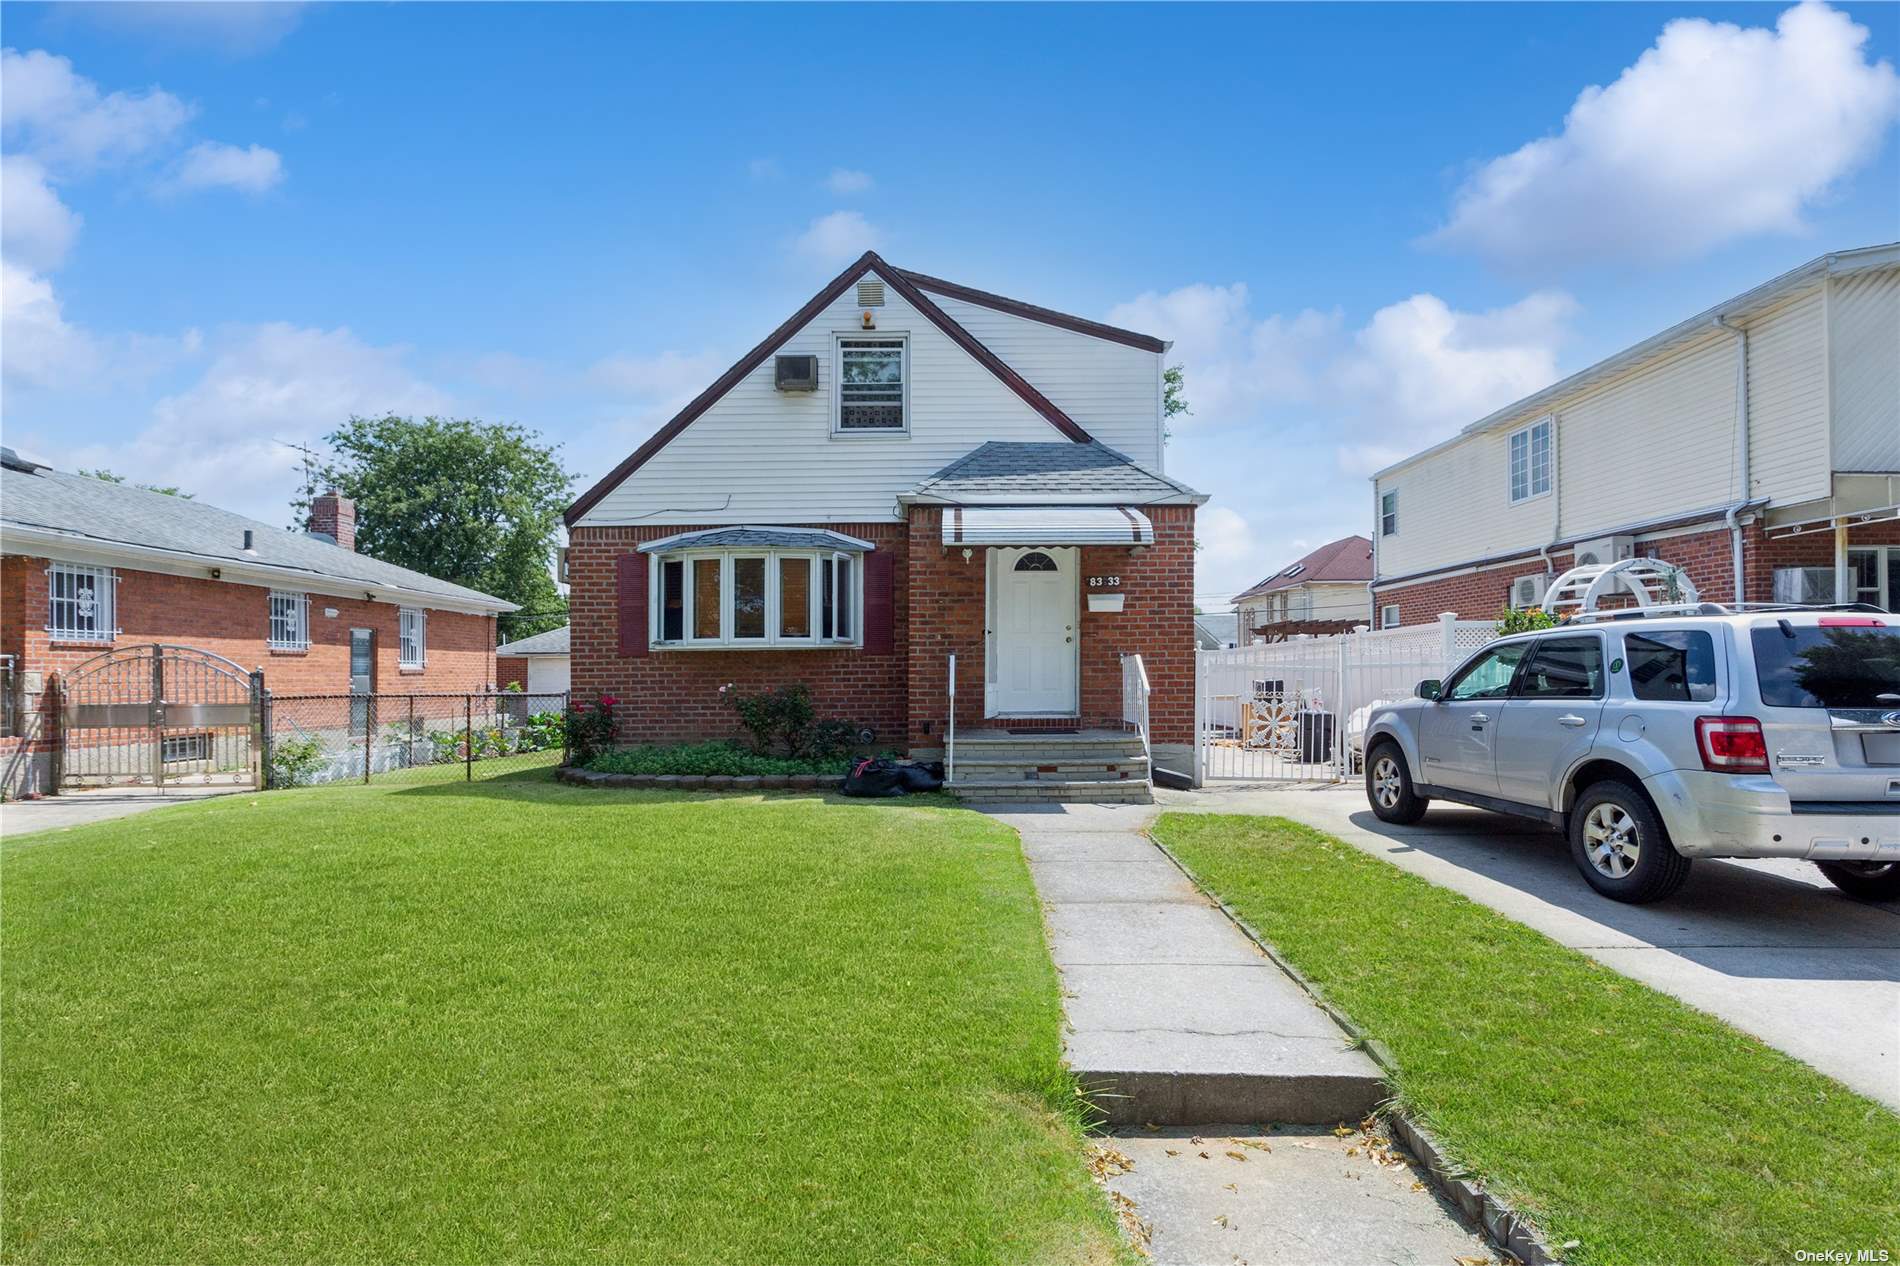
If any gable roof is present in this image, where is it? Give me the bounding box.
[896,268,1169,353]
[1195,612,1239,649]
[0,464,514,614]
[565,252,1103,527]
[904,441,1204,506]
[495,625,569,656]
[1234,535,1373,602]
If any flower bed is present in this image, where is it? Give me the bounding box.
[584,741,847,779]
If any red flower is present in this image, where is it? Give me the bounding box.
[599,695,619,708]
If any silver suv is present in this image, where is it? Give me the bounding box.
[1362,607,1900,903]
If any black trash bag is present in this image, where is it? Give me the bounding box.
[840,757,907,797]
[898,761,945,793]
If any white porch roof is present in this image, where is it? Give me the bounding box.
[941,506,1154,547]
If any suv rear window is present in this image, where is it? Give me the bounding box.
[1626,630,1717,702]
[1751,624,1900,709]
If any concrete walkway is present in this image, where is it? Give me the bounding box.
[985,801,1383,1126]
[1165,782,1900,1111]
[0,786,244,839]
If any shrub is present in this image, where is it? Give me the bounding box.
[270,735,327,788]
[567,695,618,764]
[584,741,847,778]
[1495,606,1559,636]
[721,683,859,759]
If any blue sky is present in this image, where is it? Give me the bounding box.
[4,1,1896,607]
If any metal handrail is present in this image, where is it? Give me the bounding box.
[946,653,956,786]
[1122,653,1151,775]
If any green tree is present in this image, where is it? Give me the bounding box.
[79,469,194,499]
[1162,364,1189,443]
[300,415,572,639]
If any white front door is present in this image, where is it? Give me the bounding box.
[992,547,1078,714]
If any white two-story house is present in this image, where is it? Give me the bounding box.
[1371,243,1900,625]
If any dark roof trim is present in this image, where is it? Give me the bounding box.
[897,268,1168,353]
[564,252,1092,526]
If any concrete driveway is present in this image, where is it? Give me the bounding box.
[0,787,244,839]
[1158,782,1900,1111]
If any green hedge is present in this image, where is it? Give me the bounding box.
[584,741,848,778]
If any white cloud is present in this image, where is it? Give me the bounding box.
[1108,284,1338,425]
[0,155,81,271]
[0,47,193,173]
[1429,0,1900,268]
[588,348,723,398]
[824,167,874,195]
[794,210,880,267]
[1,259,99,388]
[49,2,309,56]
[160,140,284,195]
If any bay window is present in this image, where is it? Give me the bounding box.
[650,547,863,648]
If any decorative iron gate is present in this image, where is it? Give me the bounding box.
[58,644,263,790]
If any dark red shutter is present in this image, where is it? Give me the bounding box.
[861,549,895,655]
[616,552,648,657]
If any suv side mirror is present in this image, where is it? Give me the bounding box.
[1416,678,1443,701]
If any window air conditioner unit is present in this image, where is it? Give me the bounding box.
[1773,566,1836,605]
[774,354,819,392]
[1571,535,1635,568]
[1509,573,1548,610]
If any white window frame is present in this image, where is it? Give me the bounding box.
[399,607,426,669]
[1379,603,1401,629]
[832,333,909,436]
[651,548,862,650]
[1847,546,1898,610]
[1380,490,1398,537]
[45,562,118,643]
[268,590,310,651]
[1508,417,1553,505]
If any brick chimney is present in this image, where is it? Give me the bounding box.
[308,491,356,551]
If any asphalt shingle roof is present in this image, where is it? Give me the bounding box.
[1235,535,1374,602]
[495,625,569,656]
[909,442,1202,504]
[637,527,873,553]
[0,464,512,611]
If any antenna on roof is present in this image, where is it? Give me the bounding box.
[275,438,323,523]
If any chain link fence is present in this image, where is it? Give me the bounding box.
[263,691,568,788]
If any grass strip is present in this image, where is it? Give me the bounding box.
[1152,811,1899,1266]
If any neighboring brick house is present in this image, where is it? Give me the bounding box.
[1371,243,1900,623]
[0,451,512,795]
[495,625,570,694]
[564,251,1206,780]
[1233,535,1373,642]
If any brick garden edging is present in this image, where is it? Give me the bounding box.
[1145,831,1565,1266]
[555,766,838,792]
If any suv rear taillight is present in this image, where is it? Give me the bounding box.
[1695,716,1769,774]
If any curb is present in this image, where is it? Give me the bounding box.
[554,767,833,792]
[1144,830,1563,1266]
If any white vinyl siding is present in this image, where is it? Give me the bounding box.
[46,562,116,642]
[1829,266,1900,473]
[1746,287,1831,505]
[268,590,309,650]
[575,272,1093,527]
[399,608,426,668]
[924,291,1165,466]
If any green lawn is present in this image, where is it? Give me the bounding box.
[2,772,1124,1265]
[1152,812,1900,1266]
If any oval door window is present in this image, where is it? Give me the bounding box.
[1014,551,1058,572]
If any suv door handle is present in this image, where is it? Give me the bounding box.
[1468,712,1489,724]
[1558,714,1588,728]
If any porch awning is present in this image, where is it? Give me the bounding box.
[941,506,1154,547]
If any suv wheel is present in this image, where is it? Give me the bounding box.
[1365,741,1428,825]
[1815,860,1900,902]
[1568,780,1691,903]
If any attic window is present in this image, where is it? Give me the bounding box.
[856,279,885,308]
[836,336,907,433]
[1282,563,1305,578]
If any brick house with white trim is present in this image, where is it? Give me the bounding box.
[0,453,512,795]
[1370,244,1900,624]
[563,252,1206,778]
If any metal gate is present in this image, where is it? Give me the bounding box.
[1198,617,1497,783]
[58,644,263,790]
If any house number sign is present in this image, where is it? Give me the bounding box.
[1087,576,1122,588]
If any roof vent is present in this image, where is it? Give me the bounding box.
[0,446,46,474]
[775,354,819,392]
[856,279,885,308]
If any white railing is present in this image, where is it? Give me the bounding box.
[946,652,957,786]
[1121,652,1152,774]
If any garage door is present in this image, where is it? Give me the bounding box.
[526,657,570,695]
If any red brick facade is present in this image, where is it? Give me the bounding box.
[568,504,1197,755]
[1372,516,1900,623]
[1,554,497,795]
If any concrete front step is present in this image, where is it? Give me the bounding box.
[950,758,1149,781]
[948,778,1154,804]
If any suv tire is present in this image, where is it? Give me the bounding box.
[1568,780,1691,903]
[1365,741,1428,825]
[1815,861,1900,902]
